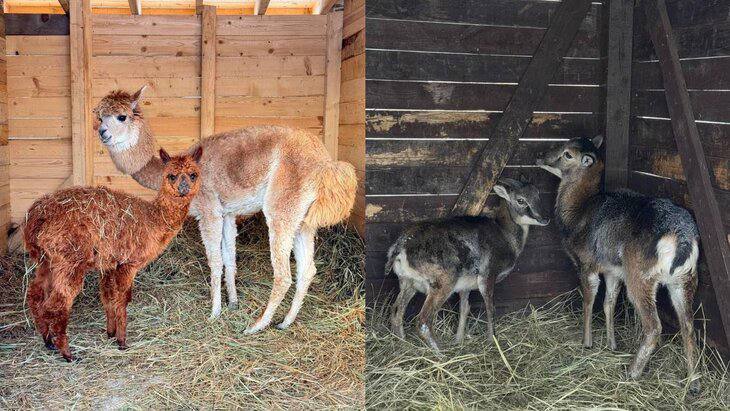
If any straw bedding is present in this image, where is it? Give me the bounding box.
[366,292,730,410]
[0,216,364,409]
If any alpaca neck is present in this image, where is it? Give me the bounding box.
[108,122,163,190]
[153,194,191,233]
[556,161,603,234]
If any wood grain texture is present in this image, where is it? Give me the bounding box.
[323,11,343,159]
[200,5,216,139]
[70,0,94,185]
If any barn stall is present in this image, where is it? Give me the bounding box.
[365,0,730,408]
[0,1,366,408]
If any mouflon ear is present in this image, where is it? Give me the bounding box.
[497,177,520,188]
[192,146,203,163]
[131,84,148,110]
[581,154,595,167]
[160,148,171,165]
[493,184,510,200]
[591,134,604,149]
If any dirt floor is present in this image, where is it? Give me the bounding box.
[0,217,364,409]
[366,293,730,410]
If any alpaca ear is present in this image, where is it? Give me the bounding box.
[159,148,171,165]
[131,85,147,110]
[192,146,203,163]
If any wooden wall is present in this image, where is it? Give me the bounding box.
[6,13,341,222]
[630,0,730,351]
[0,16,8,252]
[339,0,364,234]
[364,0,607,311]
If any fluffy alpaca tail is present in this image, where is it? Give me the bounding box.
[303,160,357,229]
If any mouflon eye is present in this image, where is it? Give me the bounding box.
[117,115,127,122]
[564,151,573,159]
[517,198,526,206]
[167,174,177,183]
[189,172,198,182]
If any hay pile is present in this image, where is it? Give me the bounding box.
[366,293,730,409]
[0,216,364,409]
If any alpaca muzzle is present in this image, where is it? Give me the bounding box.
[177,178,190,196]
[99,128,111,144]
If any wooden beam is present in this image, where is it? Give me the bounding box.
[313,0,339,15]
[604,0,633,191]
[254,0,270,15]
[70,0,93,185]
[451,0,592,216]
[322,10,343,159]
[200,5,216,139]
[644,0,730,349]
[58,0,70,14]
[128,0,142,15]
[5,14,70,35]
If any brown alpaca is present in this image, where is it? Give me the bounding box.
[93,86,357,334]
[24,148,203,361]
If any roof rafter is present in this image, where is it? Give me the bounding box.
[254,0,270,15]
[129,0,142,14]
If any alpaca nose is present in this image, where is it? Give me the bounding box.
[177,178,190,196]
[98,127,110,143]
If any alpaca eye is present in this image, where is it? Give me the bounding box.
[117,115,127,122]
[564,151,573,159]
[189,173,198,182]
[167,174,177,182]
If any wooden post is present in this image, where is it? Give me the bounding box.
[313,0,339,15]
[200,5,216,139]
[128,0,142,15]
[604,0,633,191]
[70,0,93,185]
[451,0,592,216]
[644,0,730,347]
[323,10,343,160]
[254,0,270,15]
[58,0,70,14]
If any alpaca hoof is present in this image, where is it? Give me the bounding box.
[276,322,291,330]
[228,300,239,310]
[243,323,265,335]
[62,354,79,363]
[44,338,57,351]
[117,341,129,350]
[106,331,115,339]
[208,307,222,321]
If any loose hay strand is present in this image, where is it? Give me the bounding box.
[0,217,364,410]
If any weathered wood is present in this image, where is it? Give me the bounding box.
[366,18,600,58]
[5,14,70,35]
[92,15,201,36]
[644,0,730,348]
[632,90,730,123]
[128,0,142,15]
[322,11,343,159]
[633,56,730,90]
[631,117,730,159]
[604,0,633,190]
[58,0,70,14]
[216,15,327,36]
[314,0,340,15]
[629,145,729,191]
[254,0,270,15]
[451,0,592,215]
[70,0,93,185]
[200,5,216,139]
[216,56,325,77]
[634,15,730,60]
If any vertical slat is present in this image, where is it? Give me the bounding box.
[644,0,730,348]
[254,0,270,15]
[200,5,216,139]
[128,0,142,15]
[323,10,343,159]
[70,0,93,185]
[451,0,592,216]
[604,0,632,191]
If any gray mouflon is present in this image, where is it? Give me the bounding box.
[536,136,700,392]
[386,178,550,351]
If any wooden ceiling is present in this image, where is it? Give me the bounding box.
[4,0,341,15]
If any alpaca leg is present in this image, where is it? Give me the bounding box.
[43,268,85,362]
[581,271,600,348]
[390,278,417,339]
[277,226,317,330]
[100,274,117,338]
[668,275,699,394]
[603,274,621,350]
[221,214,239,309]
[199,214,225,319]
[27,262,53,349]
[627,279,661,379]
[112,264,138,350]
[454,290,470,345]
[244,227,294,334]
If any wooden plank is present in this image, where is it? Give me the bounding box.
[7,55,70,77]
[90,97,200,117]
[604,0,633,190]
[216,36,326,57]
[254,0,270,15]
[5,14,70,36]
[632,90,730,123]
[70,0,94,185]
[631,117,730,159]
[342,0,364,39]
[323,11,343,159]
[200,5,216,139]
[644,0,730,348]
[215,96,323,117]
[314,0,339,15]
[215,76,324,97]
[366,18,600,58]
[92,35,200,57]
[214,116,322,133]
[8,76,71,98]
[633,13,730,60]
[8,97,71,118]
[633,56,730,90]
[216,56,325,77]
[9,118,71,139]
[629,145,729,191]
[451,0,592,216]
[92,15,201,36]
[58,0,70,14]
[92,78,200,98]
[8,140,72,179]
[92,56,200,78]
[128,0,142,15]
[366,50,603,85]
[216,16,327,37]
[6,36,70,55]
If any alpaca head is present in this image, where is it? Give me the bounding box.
[158,146,203,202]
[94,86,148,153]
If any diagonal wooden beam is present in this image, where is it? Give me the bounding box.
[58,0,70,14]
[254,0,270,15]
[451,0,592,216]
[643,0,730,349]
[313,0,339,15]
[128,0,142,15]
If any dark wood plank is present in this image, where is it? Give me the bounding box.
[633,56,730,90]
[366,50,603,84]
[604,0,633,191]
[629,145,729,191]
[366,18,600,58]
[451,0,593,216]
[5,14,70,36]
[341,28,365,61]
[366,111,601,140]
[631,117,730,159]
[663,0,730,28]
[632,90,730,122]
[366,81,601,112]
